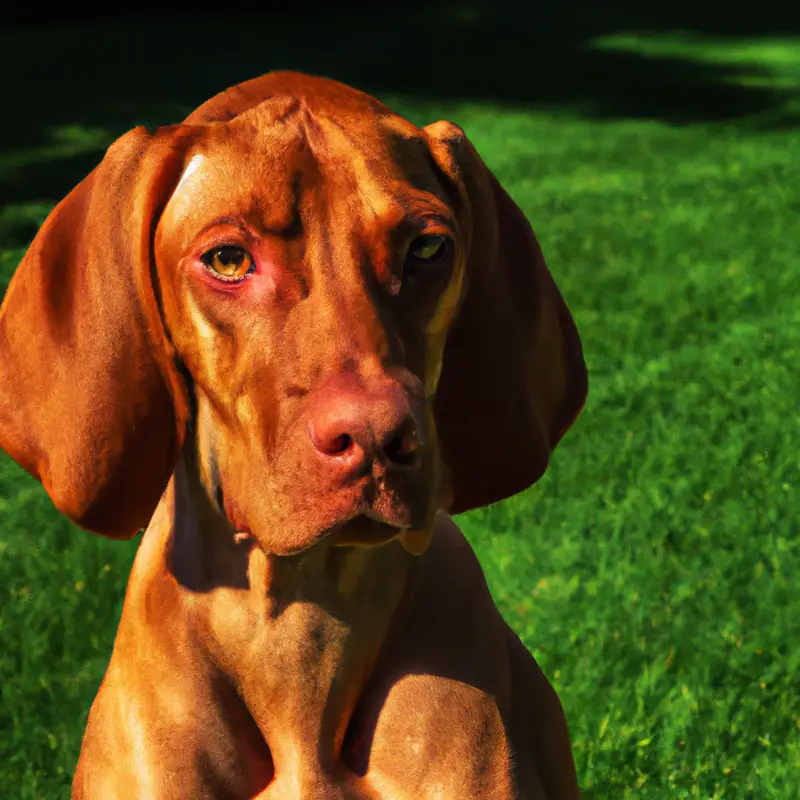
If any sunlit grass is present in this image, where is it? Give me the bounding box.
[592,33,800,122]
[593,33,800,84]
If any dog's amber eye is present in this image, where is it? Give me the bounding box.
[407,235,449,266]
[201,246,255,282]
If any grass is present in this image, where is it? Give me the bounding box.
[1,17,799,799]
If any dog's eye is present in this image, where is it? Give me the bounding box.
[406,235,449,267]
[200,246,255,282]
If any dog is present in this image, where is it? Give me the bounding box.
[0,72,587,798]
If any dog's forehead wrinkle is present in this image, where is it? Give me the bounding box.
[297,109,424,178]
[168,124,320,241]
[208,106,438,243]
[234,94,309,133]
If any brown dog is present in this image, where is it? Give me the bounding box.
[0,72,587,799]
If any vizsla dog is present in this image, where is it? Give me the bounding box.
[0,72,587,798]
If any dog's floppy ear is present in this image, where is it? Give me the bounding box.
[0,125,198,538]
[424,121,588,514]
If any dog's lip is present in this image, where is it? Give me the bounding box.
[222,492,406,552]
[222,492,251,535]
[261,514,404,556]
[329,513,407,548]
[219,476,421,553]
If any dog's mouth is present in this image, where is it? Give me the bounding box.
[214,443,442,557]
[221,483,425,555]
[329,512,408,548]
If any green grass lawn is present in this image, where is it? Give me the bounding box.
[1,15,799,799]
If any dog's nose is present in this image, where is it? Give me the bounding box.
[307,380,422,474]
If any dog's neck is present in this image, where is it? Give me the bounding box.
[142,449,422,772]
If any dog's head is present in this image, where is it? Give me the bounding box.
[0,72,587,556]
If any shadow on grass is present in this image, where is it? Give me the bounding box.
[1,0,798,247]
